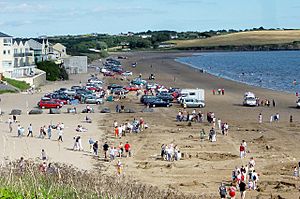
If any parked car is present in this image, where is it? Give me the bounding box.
[103,71,115,77]
[84,96,103,104]
[63,89,76,96]
[38,100,63,109]
[118,56,127,59]
[146,83,158,90]
[181,98,205,108]
[140,95,158,103]
[124,86,140,91]
[157,93,174,102]
[108,84,123,90]
[148,99,172,108]
[88,78,103,84]
[71,85,81,90]
[131,78,147,85]
[41,97,64,105]
[111,88,129,95]
[121,71,133,76]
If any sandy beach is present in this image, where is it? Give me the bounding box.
[1,51,300,198]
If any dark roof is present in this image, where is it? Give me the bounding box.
[0,32,12,37]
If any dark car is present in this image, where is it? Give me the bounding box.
[108,84,123,90]
[71,85,82,90]
[157,93,174,102]
[148,99,172,108]
[111,88,129,95]
[140,95,158,103]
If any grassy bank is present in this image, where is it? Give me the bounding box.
[171,30,300,48]
[0,161,198,199]
[3,78,30,91]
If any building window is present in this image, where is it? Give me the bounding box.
[7,50,10,55]
[2,61,12,68]
[3,39,12,46]
[14,49,18,54]
[3,50,6,55]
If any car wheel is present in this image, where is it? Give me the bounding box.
[167,104,170,107]
[57,106,60,109]
[199,105,203,108]
[152,104,155,108]
[96,101,100,105]
[41,106,45,109]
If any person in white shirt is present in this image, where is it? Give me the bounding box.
[27,124,33,137]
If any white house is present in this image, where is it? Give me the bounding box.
[0,32,13,78]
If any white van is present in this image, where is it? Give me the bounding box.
[177,89,205,103]
[243,92,256,106]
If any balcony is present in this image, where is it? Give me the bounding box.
[13,52,33,57]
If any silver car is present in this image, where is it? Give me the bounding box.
[181,98,205,108]
[85,96,103,104]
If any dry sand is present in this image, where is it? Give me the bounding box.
[1,51,300,198]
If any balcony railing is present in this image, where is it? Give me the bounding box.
[13,52,33,57]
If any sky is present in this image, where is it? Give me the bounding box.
[0,0,300,37]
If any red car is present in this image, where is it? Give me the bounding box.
[124,86,140,91]
[103,71,115,77]
[38,100,63,109]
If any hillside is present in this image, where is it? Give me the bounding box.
[171,30,300,48]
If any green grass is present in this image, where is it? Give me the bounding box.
[0,161,198,199]
[3,78,30,91]
[0,90,17,94]
[170,30,300,48]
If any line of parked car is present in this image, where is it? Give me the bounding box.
[37,76,105,109]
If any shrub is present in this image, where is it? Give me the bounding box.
[37,61,68,81]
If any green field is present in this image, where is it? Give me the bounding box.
[171,30,300,48]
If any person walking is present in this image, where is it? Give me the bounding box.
[93,141,99,156]
[239,180,247,199]
[272,99,276,107]
[47,125,52,139]
[8,118,13,133]
[124,141,131,157]
[103,141,109,159]
[258,113,263,124]
[57,127,63,142]
[218,182,227,199]
[27,124,33,137]
[240,143,245,159]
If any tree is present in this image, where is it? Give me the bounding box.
[96,41,108,50]
[37,61,68,81]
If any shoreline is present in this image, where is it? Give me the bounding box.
[174,51,299,95]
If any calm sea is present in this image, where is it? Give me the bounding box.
[176,51,300,93]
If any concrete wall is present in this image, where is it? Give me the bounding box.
[13,69,46,87]
[63,56,87,74]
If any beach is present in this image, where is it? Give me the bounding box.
[0,51,300,198]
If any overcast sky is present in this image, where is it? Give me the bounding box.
[1,0,300,37]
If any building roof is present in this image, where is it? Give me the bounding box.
[53,43,66,52]
[0,32,12,37]
[27,39,42,50]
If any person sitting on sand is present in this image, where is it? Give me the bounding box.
[76,125,87,132]
[85,116,92,123]
[41,149,47,160]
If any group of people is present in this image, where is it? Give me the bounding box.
[89,139,132,161]
[258,112,280,124]
[256,98,275,107]
[113,118,148,137]
[160,143,181,161]
[219,157,259,199]
[212,88,225,95]
[176,109,204,122]
[13,122,65,142]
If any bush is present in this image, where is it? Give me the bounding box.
[37,61,69,81]
[3,78,30,91]
[0,161,200,199]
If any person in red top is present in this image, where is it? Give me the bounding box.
[240,143,245,159]
[228,184,236,199]
[124,141,131,157]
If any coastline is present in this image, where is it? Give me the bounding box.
[174,51,300,94]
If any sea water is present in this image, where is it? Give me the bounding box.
[176,51,300,93]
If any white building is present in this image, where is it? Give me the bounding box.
[62,56,87,74]
[0,32,46,86]
[0,32,13,78]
